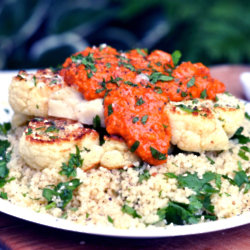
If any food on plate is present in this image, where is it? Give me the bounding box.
[19,117,101,171]
[1,44,249,229]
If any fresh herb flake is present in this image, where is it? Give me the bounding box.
[93,115,101,129]
[130,141,140,152]
[171,50,182,67]
[187,77,195,88]
[141,115,148,125]
[150,146,166,160]
[122,204,141,218]
[108,104,113,116]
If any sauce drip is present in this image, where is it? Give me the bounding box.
[60,45,225,165]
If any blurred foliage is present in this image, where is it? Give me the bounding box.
[0,0,250,69]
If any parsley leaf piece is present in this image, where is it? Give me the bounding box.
[93,115,101,129]
[138,169,151,183]
[187,77,195,88]
[238,150,249,161]
[59,146,83,178]
[71,53,96,77]
[122,204,142,218]
[0,191,7,199]
[107,215,114,224]
[150,146,166,160]
[136,97,145,106]
[181,91,187,97]
[245,112,250,120]
[25,128,32,135]
[233,171,249,188]
[33,76,37,86]
[136,48,147,57]
[232,127,250,144]
[118,61,135,71]
[200,89,207,99]
[171,50,182,67]
[130,141,140,152]
[43,179,81,209]
[132,117,139,123]
[206,156,215,165]
[108,104,113,116]
[240,146,250,153]
[141,115,148,125]
[176,104,194,113]
[157,201,199,225]
[149,72,173,84]
[96,88,105,94]
[45,125,59,133]
[106,62,111,69]
[0,123,11,136]
[154,86,163,94]
[124,81,138,87]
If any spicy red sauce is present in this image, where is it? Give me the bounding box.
[60,45,225,165]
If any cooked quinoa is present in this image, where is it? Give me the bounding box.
[1,115,249,229]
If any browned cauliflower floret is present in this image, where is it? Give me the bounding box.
[165,93,245,152]
[19,118,100,170]
[9,69,64,117]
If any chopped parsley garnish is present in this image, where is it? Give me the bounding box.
[231,127,250,144]
[124,81,138,87]
[43,179,81,210]
[25,128,32,135]
[130,141,140,152]
[206,156,215,165]
[138,169,151,183]
[222,167,249,193]
[245,112,250,120]
[149,72,173,84]
[200,89,207,99]
[0,139,14,189]
[181,91,187,97]
[107,215,114,224]
[238,150,249,161]
[45,125,59,133]
[176,104,194,113]
[33,76,37,86]
[154,86,163,94]
[71,53,97,78]
[136,48,147,57]
[93,115,101,129]
[118,61,136,72]
[187,77,195,88]
[136,97,145,106]
[141,115,148,125]
[108,104,113,116]
[122,204,142,218]
[96,88,105,94]
[106,62,111,69]
[132,117,139,123]
[240,146,250,152]
[0,122,11,136]
[161,171,221,225]
[171,50,182,67]
[59,146,83,178]
[0,191,7,199]
[150,146,166,160]
[109,76,122,85]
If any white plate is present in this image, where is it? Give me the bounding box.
[0,71,249,238]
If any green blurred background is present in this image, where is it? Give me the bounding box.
[0,0,249,70]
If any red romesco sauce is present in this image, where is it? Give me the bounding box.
[60,45,226,165]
